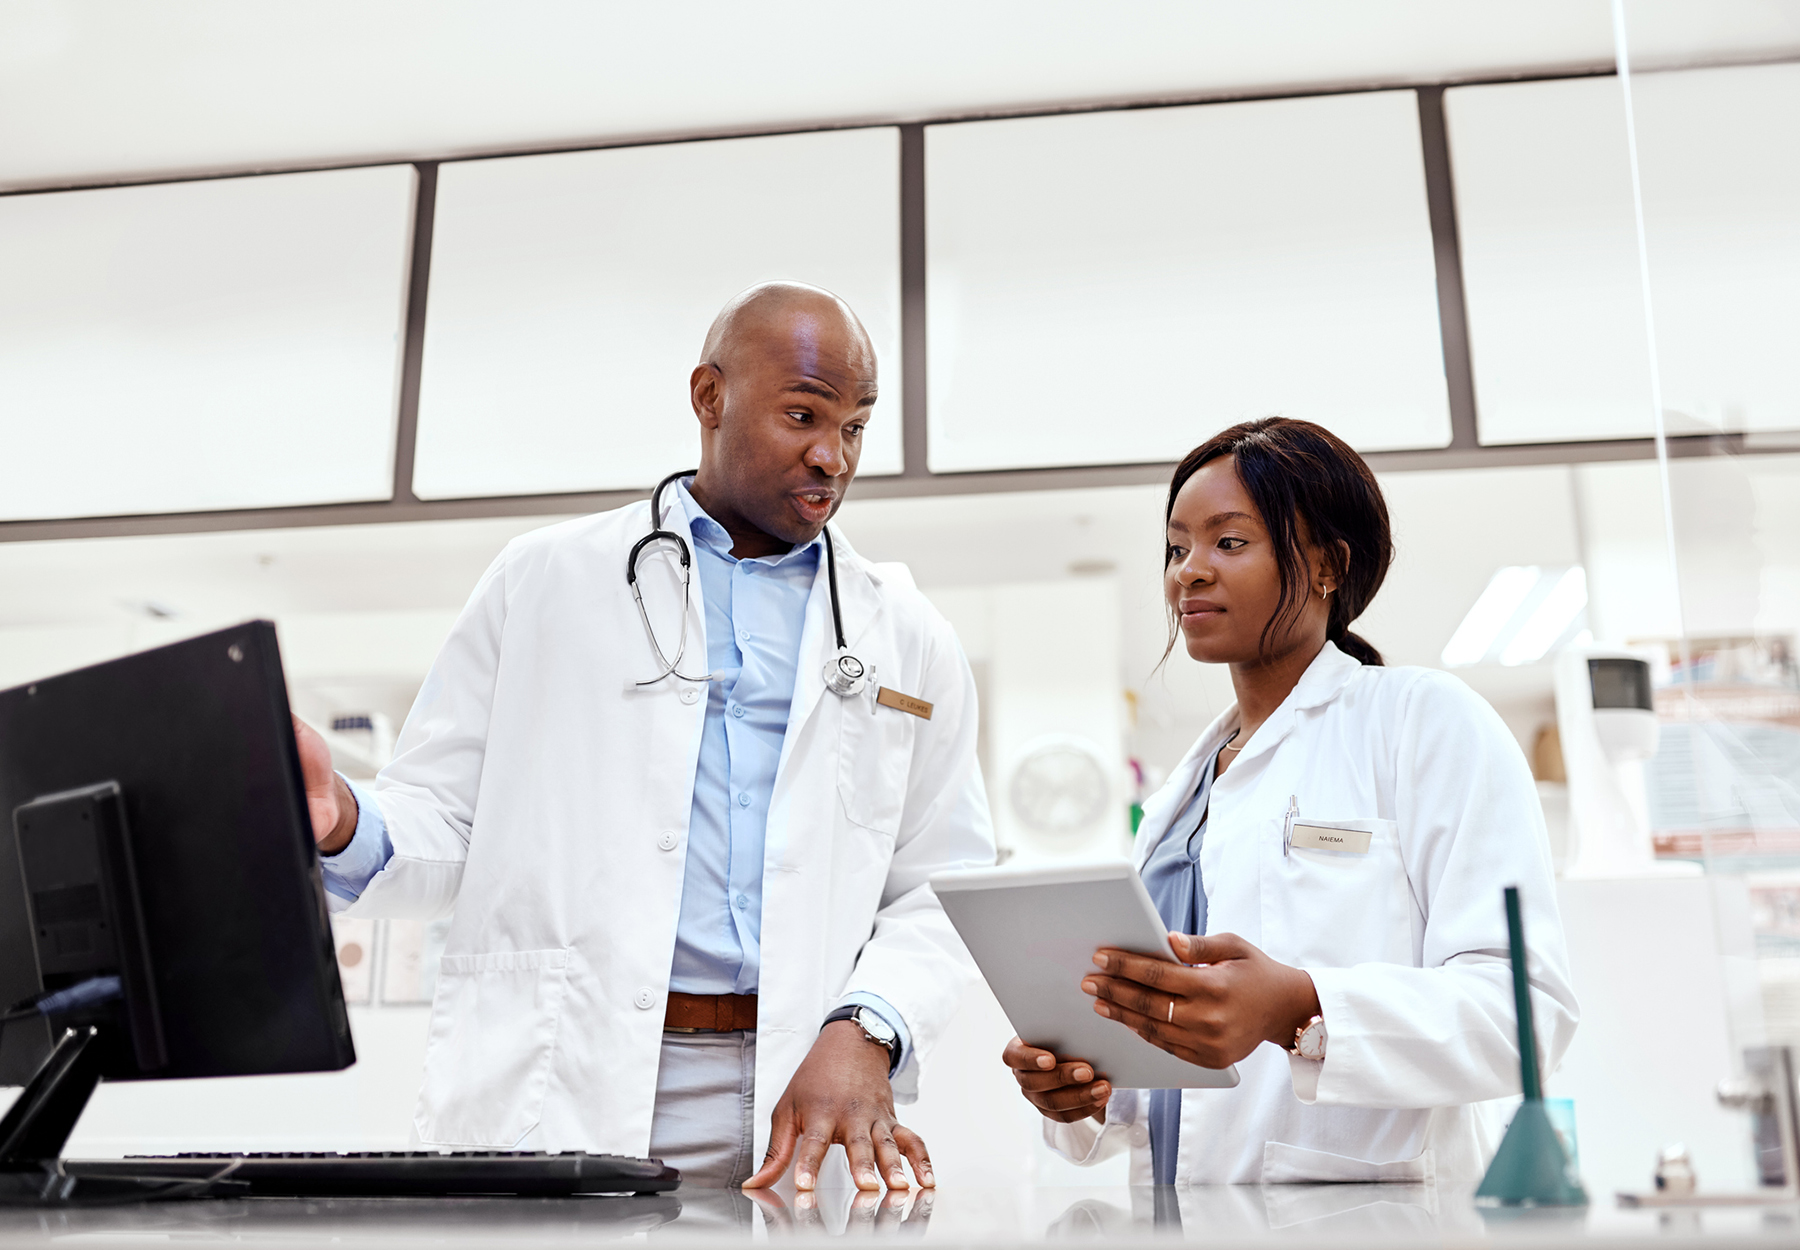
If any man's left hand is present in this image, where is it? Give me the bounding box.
[742,1021,934,1192]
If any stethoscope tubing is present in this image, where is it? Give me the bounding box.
[628,469,853,685]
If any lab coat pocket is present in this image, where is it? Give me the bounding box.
[838,699,914,837]
[414,948,571,1148]
[1261,1140,1436,1184]
[1274,817,1412,968]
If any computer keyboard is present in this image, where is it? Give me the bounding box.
[64,1150,680,1197]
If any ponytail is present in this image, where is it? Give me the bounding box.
[1330,627,1385,667]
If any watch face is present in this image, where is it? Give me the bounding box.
[854,1008,896,1045]
[1296,1019,1327,1061]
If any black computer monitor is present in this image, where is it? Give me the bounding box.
[0,622,354,1187]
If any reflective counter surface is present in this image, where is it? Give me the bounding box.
[2,1183,1798,1247]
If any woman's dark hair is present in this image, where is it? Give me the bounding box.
[1164,417,1393,666]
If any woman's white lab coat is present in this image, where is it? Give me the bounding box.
[1046,642,1578,1184]
[335,499,994,1155]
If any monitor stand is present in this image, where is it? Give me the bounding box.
[0,1025,243,1204]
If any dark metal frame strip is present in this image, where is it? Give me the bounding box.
[391,162,439,505]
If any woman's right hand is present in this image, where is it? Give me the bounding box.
[1001,1037,1111,1124]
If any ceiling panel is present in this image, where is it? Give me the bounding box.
[0,166,414,521]
[1450,63,1800,445]
[924,90,1452,472]
[411,128,902,499]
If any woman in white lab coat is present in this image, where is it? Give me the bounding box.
[1001,417,1578,1185]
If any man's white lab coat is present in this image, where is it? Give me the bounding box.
[1046,642,1578,1184]
[337,499,994,1156]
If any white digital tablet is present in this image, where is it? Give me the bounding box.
[931,861,1239,1091]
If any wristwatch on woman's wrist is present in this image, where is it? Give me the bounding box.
[1291,1014,1327,1061]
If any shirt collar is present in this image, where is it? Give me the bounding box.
[674,476,823,566]
[1286,639,1362,710]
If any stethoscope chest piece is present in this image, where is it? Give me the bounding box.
[822,649,872,698]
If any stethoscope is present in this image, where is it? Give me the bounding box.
[627,469,872,698]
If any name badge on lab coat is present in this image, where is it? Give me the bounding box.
[1290,823,1373,854]
[876,687,933,720]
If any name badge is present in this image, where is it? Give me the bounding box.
[876,687,933,720]
[1289,823,1372,854]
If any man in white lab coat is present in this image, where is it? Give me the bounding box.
[293,282,994,1190]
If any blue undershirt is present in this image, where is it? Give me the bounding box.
[1138,745,1223,1186]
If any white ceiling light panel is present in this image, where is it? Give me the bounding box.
[1439,565,1542,667]
[1448,63,1800,444]
[412,127,903,500]
[1441,564,1591,668]
[924,89,1452,472]
[0,166,415,521]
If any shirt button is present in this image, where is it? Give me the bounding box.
[737,792,751,807]
[739,629,750,642]
[679,687,699,705]
[731,704,746,718]
[634,988,656,1010]
[657,830,679,852]
[735,893,749,909]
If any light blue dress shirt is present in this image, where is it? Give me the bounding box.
[1138,745,1223,1186]
[320,480,909,1068]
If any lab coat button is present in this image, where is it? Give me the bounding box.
[1130,1126,1149,1148]
[657,830,679,852]
[634,988,656,1010]
[679,687,699,705]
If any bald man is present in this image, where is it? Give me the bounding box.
[293,283,995,1192]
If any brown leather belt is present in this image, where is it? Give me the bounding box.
[664,991,758,1032]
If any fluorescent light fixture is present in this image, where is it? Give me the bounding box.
[1500,566,1588,667]
[1441,566,1540,667]
[1441,565,1589,668]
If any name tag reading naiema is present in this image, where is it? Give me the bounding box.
[875,687,933,720]
[1289,823,1373,854]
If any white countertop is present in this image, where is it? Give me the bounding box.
[3,1183,1797,1247]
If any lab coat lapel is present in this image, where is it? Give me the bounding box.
[780,560,832,772]
[1133,708,1240,870]
[658,495,709,679]
[1134,644,1361,864]
[1221,641,1361,769]
[776,525,885,774]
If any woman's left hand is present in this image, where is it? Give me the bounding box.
[1081,932,1321,1069]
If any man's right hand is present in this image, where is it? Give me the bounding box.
[293,715,358,854]
[1001,1037,1110,1124]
